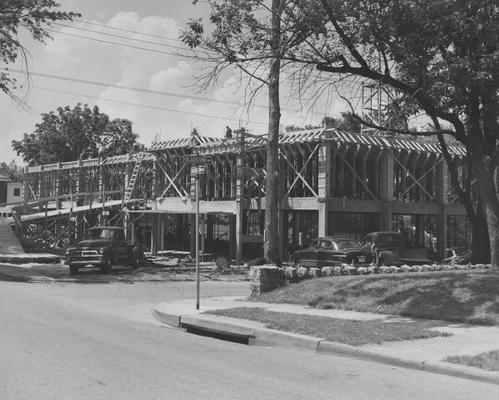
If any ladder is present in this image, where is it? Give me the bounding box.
[123,152,146,204]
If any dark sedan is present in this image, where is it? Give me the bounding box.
[291,236,374,268]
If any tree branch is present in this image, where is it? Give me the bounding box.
[319,0,369,69]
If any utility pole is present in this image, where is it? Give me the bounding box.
[189,154,206,310]
[195,169,200,310]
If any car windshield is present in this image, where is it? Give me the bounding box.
[334,239,360,249]
[376,234,403,246]
[86,229,115,239]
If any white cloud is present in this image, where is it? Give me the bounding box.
[42,29,85,67]
[149,61,192,90]
[106,12,179,38]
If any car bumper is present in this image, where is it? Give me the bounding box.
[68,256,106,267]
[341,262,373,268]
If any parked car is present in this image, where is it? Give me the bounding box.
[66,226,144,274]
[291,236,374,268]
[360,231,432,266]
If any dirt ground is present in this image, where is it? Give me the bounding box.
[0,260,250,284]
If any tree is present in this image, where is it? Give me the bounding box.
[321,112,361,133]
[0,159,23,181]
[182,0,323,265]
[285,112,361,133]
[12,104,142,165]
[0,1,79,101]
[290,0,498,265]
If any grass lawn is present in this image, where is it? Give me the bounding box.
[252,270,499,325]
[446,351,499,371]
[206,307,448,346]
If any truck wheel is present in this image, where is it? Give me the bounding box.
[100,255,112,274]
[69,265,78,275]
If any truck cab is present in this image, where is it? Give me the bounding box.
[66,226,143,274]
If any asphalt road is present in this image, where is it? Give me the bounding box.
[0,280,497,400]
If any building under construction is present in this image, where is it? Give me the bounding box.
[14,128,470,262]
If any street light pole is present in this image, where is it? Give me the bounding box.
[195,171,200,310]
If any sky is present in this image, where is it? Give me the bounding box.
[1,0,350,165]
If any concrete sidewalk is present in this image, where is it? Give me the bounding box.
[154,296,499,385]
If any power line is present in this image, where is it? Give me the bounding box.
[76,18,183,43]
[51,22,190,52]
[44,28,188,58]
[6,68,274,110]
[32,85,268,126]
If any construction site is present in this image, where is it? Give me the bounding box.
[0,123,470,264]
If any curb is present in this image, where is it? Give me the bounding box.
[153,309,182,328]
[153,307,499,386]
[0,254,61,264]
[317,341,499,386]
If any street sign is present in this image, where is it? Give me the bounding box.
[191,166,205,175]
[185,154,212,165]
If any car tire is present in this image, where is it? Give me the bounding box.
[69,265,78,275]
[100,255,112,274]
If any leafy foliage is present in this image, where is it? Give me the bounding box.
[321,112,361,133]
[0,0,80,100]
[286,0,499,264]
[0,159,23,181]
[12,104,143,166]
[181,1,327,87]
[285,112,361,133]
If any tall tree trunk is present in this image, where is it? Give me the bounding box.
[469,202,490,264]
[481,198,499,269]
[475,159,499,269]
[264,0,282,266]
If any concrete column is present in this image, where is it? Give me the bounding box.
[76,160,83,195]
[317,143,331,237]
[379,150,394,230]
[160,214,165,251]
[229,214,237,260]
[98,161,104,201]
[318,201,329,237]
[234,155,244,262]
[150,213,163,252]
[55,163,62,198]
[125,161,131,190]
[436,157,448,260]
[38,167,44,198]
[151,158,157,197]
[130,217,135,244]
[150,213,158,255]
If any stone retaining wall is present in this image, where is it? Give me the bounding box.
[249,265,285,295]
[250,263,492,294]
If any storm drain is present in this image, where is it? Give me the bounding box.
[181,323,254,345]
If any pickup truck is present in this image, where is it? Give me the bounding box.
[66,226,144,274]
[360,231,432,266]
